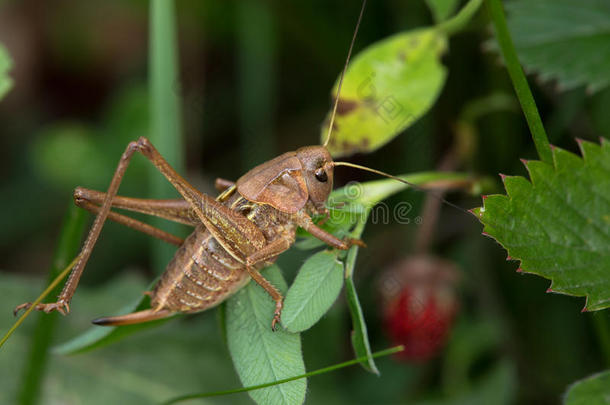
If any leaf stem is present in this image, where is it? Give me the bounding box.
[438,0,483,36]
[485,0,552,164]
[160,345,404,404]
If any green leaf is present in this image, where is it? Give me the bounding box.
[564,370,610,405]
[321,27,447,157]
[0,43,13,100]
[504,0,610,92]
[426,0,461,23]
[54,284,173,355]
[282,251,344,333]
[226,265,306,405]
[0,272,251,405]
[316,172,475,374]
[474,139,610,311]
[329,171,472,211]
[345,272,379,375]
[343,211,377,374]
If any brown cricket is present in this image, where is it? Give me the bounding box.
[15,1,390,330]
[13,0,464,330]
[16,138,366,330]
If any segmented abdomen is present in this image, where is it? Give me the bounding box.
[150,224,251,313]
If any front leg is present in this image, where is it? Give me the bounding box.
[295,212,366,250]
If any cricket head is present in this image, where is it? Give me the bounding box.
[295,145,335,213]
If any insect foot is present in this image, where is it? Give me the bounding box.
[13,300,70,317]
[346,237,367,248]
[271,299,284,331]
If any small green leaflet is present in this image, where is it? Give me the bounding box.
[504,0,610,92]
[282,250,344,333]
[473,139,610,311]
[563,369,610,405]
[321,27,447,157]
[226,265,306,405]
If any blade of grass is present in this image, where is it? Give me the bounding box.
[237,0,277,170]
[160,345,404,404]
[485,0,552,164]
[0,256,81,350]
[149,0,185,273]
[13,203,86,405]
[1,252,84,353]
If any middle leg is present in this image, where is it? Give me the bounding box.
[244,235,294,330]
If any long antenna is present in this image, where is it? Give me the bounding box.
[332,161,472,216]
[323,0,367,147]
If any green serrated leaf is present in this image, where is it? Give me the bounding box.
[226,265,306,405]
[282,251,344,333]
[321,27,447,157]
[0,43,13,100]
[564,369,610,405]
[504,0,610,92]
[475,139,610,311]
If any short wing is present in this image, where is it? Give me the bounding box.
[194,192,267,262]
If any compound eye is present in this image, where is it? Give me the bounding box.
[314,168,328,183]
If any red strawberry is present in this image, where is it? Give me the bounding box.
[379,255,460,362]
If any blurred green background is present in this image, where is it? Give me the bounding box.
[0,0,608,404]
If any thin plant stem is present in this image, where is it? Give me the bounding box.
[149,0,185,273]
[485,0,552,164]
[438,0,483,36]
[160,345,404,404]
[0,255,81,350]
[15,204,86,405]
[237,0,276,169]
